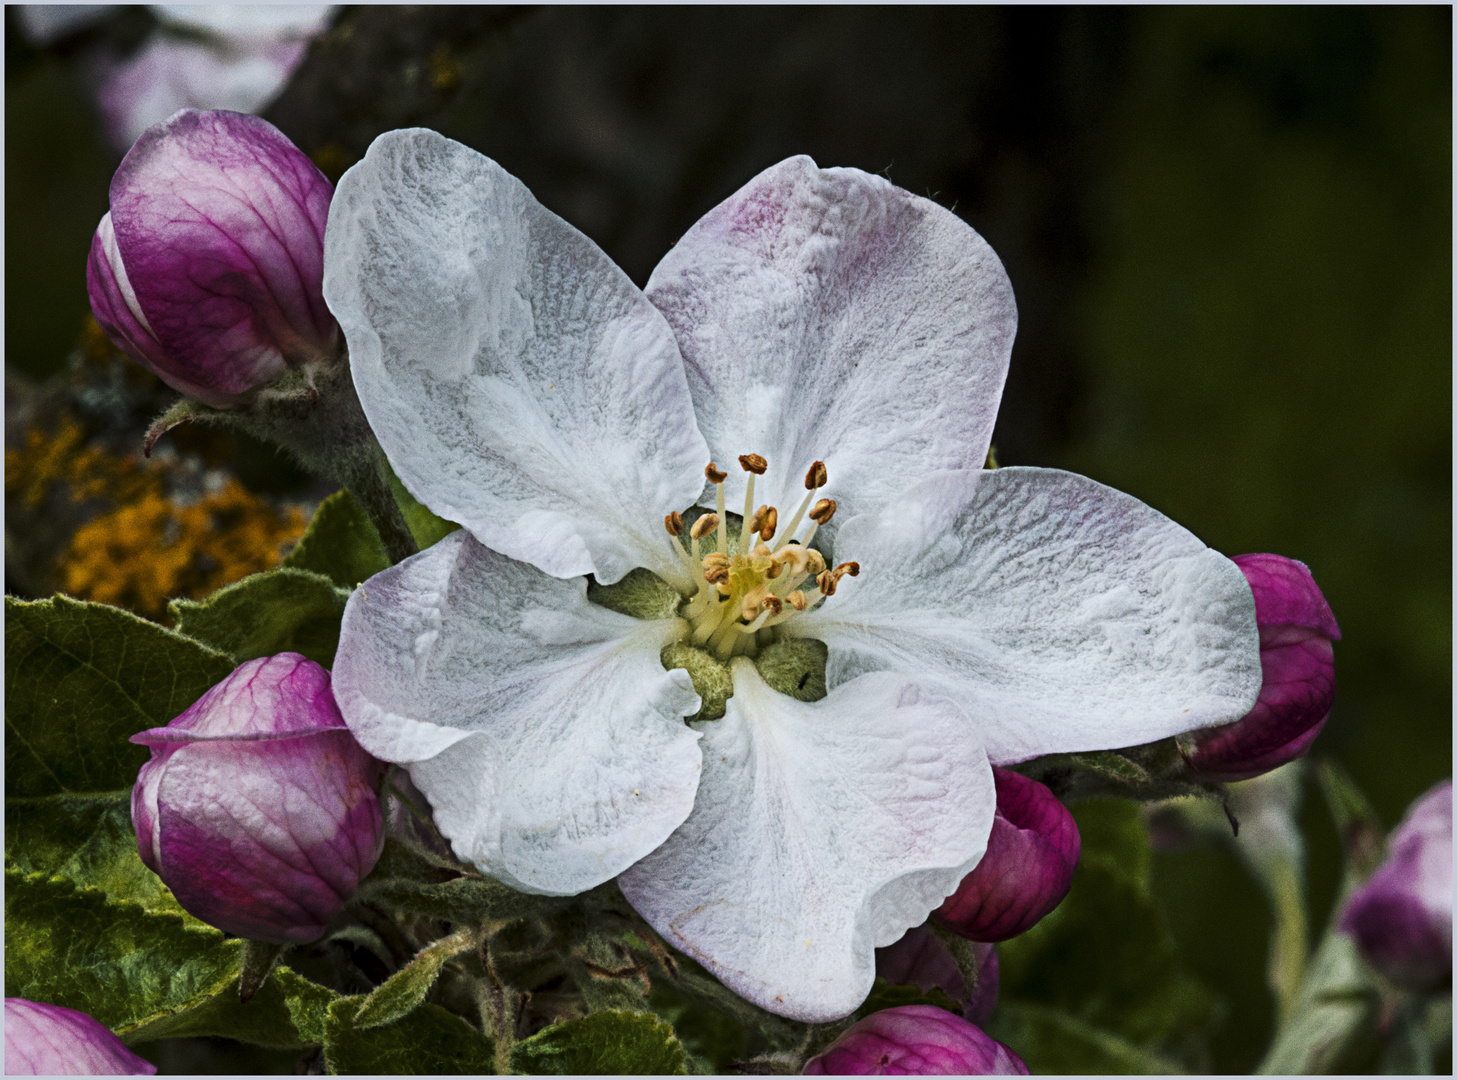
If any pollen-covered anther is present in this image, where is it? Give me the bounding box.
[664,510,684,536]
[787,590,808,611]
[760,595,784,617]
[749,504,771,534]
[765,560,784,580]
[751,542,773,559]
[739,453,768,475]
[804,460,827,489]
[690,513,720,540]
[758,506,778,541]
[702,552,730,570]
[703,565,730,586]
[816,568,838,596]
[705,463,728,484]
[809,498,837,525]
[835,561,861,580]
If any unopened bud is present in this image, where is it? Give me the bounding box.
[664,510,684,536]
[804,1006,1027,1076]
[690,514,719,540]
[805,460,828,489]
[739,453,767,475]
[809,498,837,525]
[4,999,157,1076]
[705,463,728,484]
[759,506,779,541]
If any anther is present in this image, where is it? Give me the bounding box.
[749,504,770,534]
[705,463,728,484]
[816,568,838,596]
[758,506,778,541]
[809,499,837,525]
[760,595,783,617]
[702,553,729,570]
[766,560,784,580]
[805,550,827,576]
[787,590,808,611]
[704,566,729,585]
[664,510,684,536]
[739,453,767,475]
[751,542,773,558]
[804,461,827,489]
[690,513,720,540]
[835,561,861,579]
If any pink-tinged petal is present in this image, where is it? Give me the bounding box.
[1181,554,1339,781]
[1341,780,1452,991]
[129,654,384,944]
[619,664,995,1022]
[934,768,1080,942]
[646,155,1015,535]
[4,999,156,1076]
[875,928,999,1026]
[323,129,709,587]
[98,109,336,407]
[802,1005,1027,1075]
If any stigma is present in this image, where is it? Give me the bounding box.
[661,454,858,661]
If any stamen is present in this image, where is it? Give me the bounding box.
[664,510,684,535]
[816,568,837,596]
[748,504,771,535]
[690,514,719,540]
[773,462,825,553]
[787,590,807,611]
[705,463,728,484]
[759,506,778,542]
[738,454,765,552]
[739,454,768,475]
[809,498,836,524]
[804,460,827,489]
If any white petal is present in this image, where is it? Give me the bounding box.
[618,661,993,1022]
[645,155,1015,535]
[324,129,709,586]
[332,530,704,895]
[790,467,1263,764]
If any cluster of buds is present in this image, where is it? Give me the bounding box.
[131,653,385,944]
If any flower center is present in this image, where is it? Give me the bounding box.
[662,455,859,662]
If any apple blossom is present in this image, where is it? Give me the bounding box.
[87,109,338,409]
[3,999,156,1076]
[324,130,1261,1019]
[1340,779,1452,991]
[130,653,384,944]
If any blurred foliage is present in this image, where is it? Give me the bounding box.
[4,5,1449,1074]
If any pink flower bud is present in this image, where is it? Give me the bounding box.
[87,109,337,408]
[803,1005,1027,1075]
[1340,780,1452,991]
[1181,554,1340,782]
[4,999,156,1075]
[130,653,384,944]
[933,768,1080,942]
[875,927,999,1026]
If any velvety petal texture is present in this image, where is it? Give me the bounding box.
[4,999,156,1076]
[90,109,337,408]
[619,663,994,1022]
[332,530,704,895]
[934,768,1080,941]
[130,653,384,944]
[1340,780,1452,991]
[1180,553,1340,781]
[875,928,999,1027]
[791,467,1263,764]
[646,155,1016,532]
[802,1005,1028,1075]
[323,128,709,587]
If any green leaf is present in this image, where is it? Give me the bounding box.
[124,966,339,1050]
[4,863,239,1033]
[5,595,235,798]
[354,927,480,1029]
[988,1002,1186,1074]
[1071,797,1153,889]
[997,857,1215,1047]
[510,1010,689,1075]
[5,790,183,915]
[169,567,351,668]
[648,981,747,1075]
[283,489,392,590]
[325,996,495,1075]
[355,874,546,926]
[386,462,461,550]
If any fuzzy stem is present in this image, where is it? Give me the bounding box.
[343,455,419,565]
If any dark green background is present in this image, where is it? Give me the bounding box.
[6,7,1450,1072]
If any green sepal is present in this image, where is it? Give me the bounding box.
[1015,738,1220,805]
[353,874,547,927]
[325,996,496,1075]
[4,863,239,1034]
[6,595,235,799]
[855,976,962,1017]
[385,461,461,550]
[240,939,288,1004]
[987,1002,1187,1074]
[509,1010,689,1075]
[283,488,391,589]
[169,567,352,668]
[589,567,685,621]
[660,643,733,721]
[353,927,480,1030]
[754,637,828,702]
[123,966,339,1049]
[5,790,184,915]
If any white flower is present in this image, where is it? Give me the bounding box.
[325,130,1262,1021]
